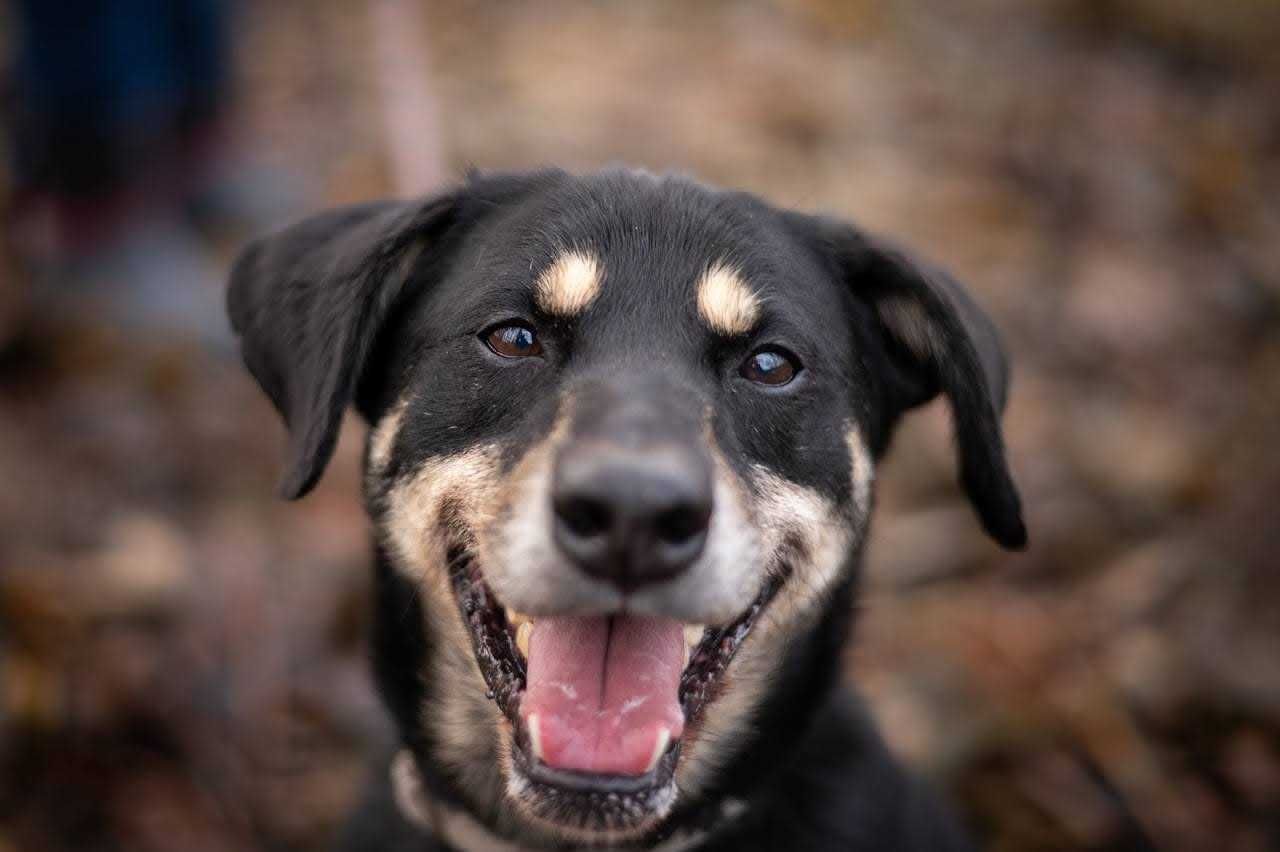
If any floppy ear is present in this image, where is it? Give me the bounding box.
[227,193,458,500]
[812,218,1027,550]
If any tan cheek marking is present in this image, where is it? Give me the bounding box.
[679,444,871,796]
[697,263,760,336]
[381,448,510,817]
[475,405,594,615]
[390,751,433,830]
[534,251,602,317]
[367,398,409,476]
[381,446,504,735]
[698,435,763,622]
[676,643,774,797]
[382,447,502,574]
[846,426,875,513]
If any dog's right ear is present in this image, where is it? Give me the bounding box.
[227,193,458,500]
[786,212,1027,550]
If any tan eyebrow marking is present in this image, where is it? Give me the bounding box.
[696,262,761,335]
[533,251,602,317]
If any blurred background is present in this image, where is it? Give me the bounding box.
[2,1,1278,849]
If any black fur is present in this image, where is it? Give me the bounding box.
[227,196,457,498]
[339,695,974,852]
[227,167,1024,850]
[792,215,1026,548]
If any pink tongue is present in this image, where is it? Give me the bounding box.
[520,615,686,776]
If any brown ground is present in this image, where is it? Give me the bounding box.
[2,1,1279,849]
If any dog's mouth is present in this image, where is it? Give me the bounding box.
[446,545,783,833]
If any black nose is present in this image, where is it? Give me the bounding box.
[552,443,712,592]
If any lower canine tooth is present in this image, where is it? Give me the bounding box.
[516,621,532,658]
[684,625,705,648]
[527,714,545,762]
[645,727,671,774]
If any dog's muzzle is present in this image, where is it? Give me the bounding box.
[552,439,713,592]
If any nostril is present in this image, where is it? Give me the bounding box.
[552,443,713,586]
[654,503,711,545]
[555,496,612,540]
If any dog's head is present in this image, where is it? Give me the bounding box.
[228,168,1024,846]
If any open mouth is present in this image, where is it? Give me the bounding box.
[446,544,784,830]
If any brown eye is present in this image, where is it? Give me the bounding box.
[741,347,799,386]
[484,323,543,358]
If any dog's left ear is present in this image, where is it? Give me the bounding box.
[227,193,458,500]
[799,215,1027,550]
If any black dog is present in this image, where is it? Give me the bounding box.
[228,167,1025,850]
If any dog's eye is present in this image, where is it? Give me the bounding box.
[741,347,800,386]
[484,323,543,358]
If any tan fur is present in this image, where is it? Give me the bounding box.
[375,407,627,845]
[477,406,632,616]
[390,750,435,831]
[483,410,762,625]
[393,239,428,288]
[534,251,602,317]
[373,387,877,844]
[381,446,503,579]
[876,294,938,362]
[397,745,717,852]
[393,749,529,852]
[379,444,508,799]
[507,767,678,847]
[846,427,875,512]
[367,398,409,477]
[696,263,760,336]
[676,426,875,796]
[625,436,761,624]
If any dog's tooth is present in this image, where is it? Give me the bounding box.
[507,608,532,627]
[527,714,545,762]
[684,625,705,648]
[682,642,690,669]
[516,621,533,658]
[644,727,671,774]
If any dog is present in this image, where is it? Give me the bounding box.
[227,167,1025,850]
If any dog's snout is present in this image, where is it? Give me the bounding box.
[552,444,712,592]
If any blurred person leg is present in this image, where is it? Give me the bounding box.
[11,0,199,250]
[7,0,297,350]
